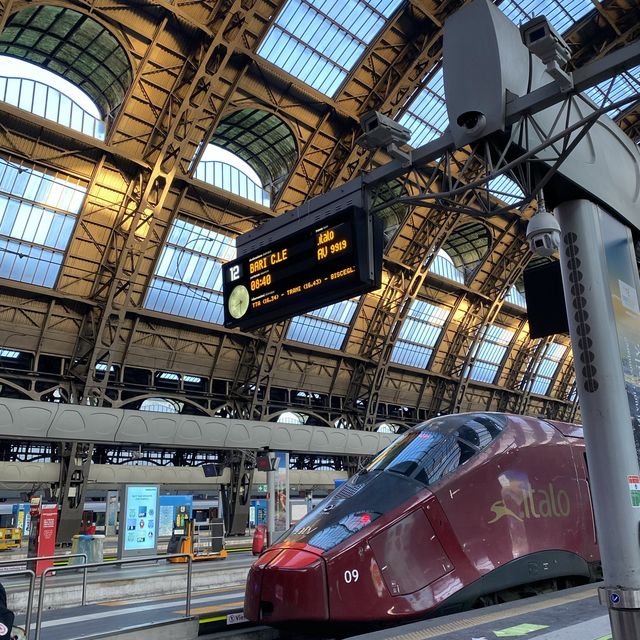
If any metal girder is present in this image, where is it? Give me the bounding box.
[51,441,93,544]
[69,0,255,406]
[444,223,532,414]
[343,206,460,429]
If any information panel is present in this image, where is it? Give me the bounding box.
[222,206,383,330]
[117,484,159,558]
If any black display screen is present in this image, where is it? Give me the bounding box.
[222,206,383,330]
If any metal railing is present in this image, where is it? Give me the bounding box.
[34,553,193,640]
[0,568,36,635]
[0,76,106,140]
[0,553,88,635]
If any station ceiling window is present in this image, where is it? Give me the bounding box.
[585,65,640,120]
[0,156,85,287]
[0,5,131,132]
[391,300,448,369]
[527,341,567,395]
[287,299,358,350]
[467,324,515,384]
[257,0,403,97]
[498,0,594,34]
[144,218,235,325]
[399,67,448,148]
[431,249,464,284]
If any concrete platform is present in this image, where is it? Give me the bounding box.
[2,551,252,613]
[349,583,611,640]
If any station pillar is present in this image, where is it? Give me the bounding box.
[555,199,640,638]
[266,451,276,546]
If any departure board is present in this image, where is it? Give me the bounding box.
[222,206,383,330]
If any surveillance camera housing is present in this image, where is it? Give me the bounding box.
[520,16,573,91]
[520,16,570,65]
[358,110,412,150]
[526,209,561,257]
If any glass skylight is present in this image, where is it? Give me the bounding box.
[528,341,566,395]
[0,157,85,287]
[400,1,596,150]
[487,174,525,207]
[391,300,449,369]
[0,57,105,139]
[257,0,404,97]
[467,324,515,383]
[497,0,594,34]
[585,66,640,120]
[287,299,358,350]
[399,67,447,148]
[144,218,235,325]
[431,249,465,283]
[505,285,527,308]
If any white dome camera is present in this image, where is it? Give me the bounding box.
[526,209,561,257]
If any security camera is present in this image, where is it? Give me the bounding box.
[357,110,412,162]
[520,16,573,92]
[526,208,561,257]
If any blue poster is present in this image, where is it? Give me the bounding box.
[123,485,158,553]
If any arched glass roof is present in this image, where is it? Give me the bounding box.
[210,109,298,198]
[441,222,492,277]
[0,57,106,139]
[257,0,404,97]
[0,5,131,117]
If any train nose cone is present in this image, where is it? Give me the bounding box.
[244,546,328,623]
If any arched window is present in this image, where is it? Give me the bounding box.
[431,249,465,283]
[0,6,132,138]
[196,109,298,205]
[139,398,182,413]
[439,222,492,284]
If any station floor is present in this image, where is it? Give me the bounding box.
[351,583,611,640]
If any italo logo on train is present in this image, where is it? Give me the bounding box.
[488,482,571,524]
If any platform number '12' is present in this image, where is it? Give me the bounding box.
[344,569,359,583]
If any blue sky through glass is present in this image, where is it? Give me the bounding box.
[287,299,358,350]
[391,300,448,369]
[145,218,236,325]
[257,0,404,97]
[0,157,85,287]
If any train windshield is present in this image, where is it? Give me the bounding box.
[366,413,506,486]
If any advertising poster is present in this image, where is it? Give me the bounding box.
[599,211,640,463]
[117,485,159,558]
[105,490,118,536]
[158,505,174,537]
[274,452,290,534]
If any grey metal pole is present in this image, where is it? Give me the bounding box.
[267,451,276,547]
[556,199,640,638]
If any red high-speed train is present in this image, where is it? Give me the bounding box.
[244,413,601,627]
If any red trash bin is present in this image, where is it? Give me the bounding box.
[252,525,267,556]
